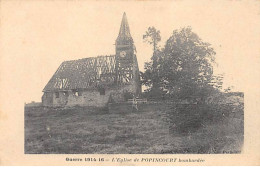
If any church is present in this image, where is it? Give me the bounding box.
[42,13,141,107]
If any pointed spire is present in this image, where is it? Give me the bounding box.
[116,12,133,43]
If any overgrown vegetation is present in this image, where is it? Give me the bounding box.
[168,101,243,153]
[25,99,243,154]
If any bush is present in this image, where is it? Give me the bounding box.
[169,103,236,135]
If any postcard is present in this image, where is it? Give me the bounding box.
[0,0,259,166]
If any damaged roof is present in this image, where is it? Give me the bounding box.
[43,55,116,92]
[116,12,133,44]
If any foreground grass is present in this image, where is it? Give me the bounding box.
[25,103,243,154]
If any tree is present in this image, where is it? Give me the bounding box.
[161,27,217,99]
[141,26,219,100]
[141,27,163,98]
[143,27,161,53]
[210,74,224,91]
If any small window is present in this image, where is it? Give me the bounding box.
[99,88,105,95]
[73,90,82,97]
[78,91,82,96]
[63,91,68,97]
[55,92,59,98]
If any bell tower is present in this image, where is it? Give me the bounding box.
[115,12,139,88]
[116,12,134,59]
[114,12,141,95]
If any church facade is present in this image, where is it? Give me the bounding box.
[42,13,141,107]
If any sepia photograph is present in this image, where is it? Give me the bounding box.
[0,0,260,165]
[24,6,244,155]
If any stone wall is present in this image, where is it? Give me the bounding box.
[52,91,68,106]
[67,90,112,107]
[42,92,53,106]
[42,83,139,107]
[43,89,112,107]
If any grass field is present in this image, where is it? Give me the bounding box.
[25,103,243,154]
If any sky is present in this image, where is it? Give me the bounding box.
[1,0,260,105]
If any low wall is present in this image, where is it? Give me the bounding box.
[108,101,174,113]
[42,83,139,107]
[25,102,42,107]
[108,100,244,117]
